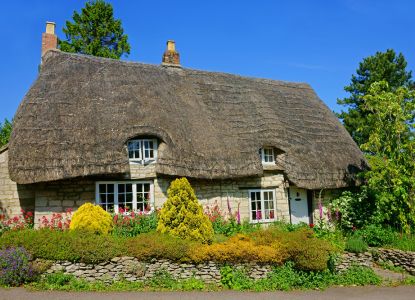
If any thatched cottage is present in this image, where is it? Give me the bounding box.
[0,22,365,225]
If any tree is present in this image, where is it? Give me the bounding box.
[0,119,12,147]
[157,178,214,243]
[59,0,130,59]
[337,49,414,146]
[359,81,415,232]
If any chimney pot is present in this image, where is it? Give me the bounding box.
[162,40,181,67]
[41,21,58,58]
[167,40,176,52]
[45,21,55,35]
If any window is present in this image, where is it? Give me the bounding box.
[96,181,153,213]
[249,189,276,223]
[259,147,275,164]
[128,139,158,163]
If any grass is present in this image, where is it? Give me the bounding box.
[345,236,368,253]
[386,234,415,252]
[29,271,216,292]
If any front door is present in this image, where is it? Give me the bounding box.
[289,187,309,224]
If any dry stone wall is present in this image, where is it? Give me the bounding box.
[376,248,415,275]
[45,257,273,283]
[336,249,415,275]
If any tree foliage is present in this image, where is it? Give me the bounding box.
[337,49,414,146]
[157,178,214,243]
[59,0,130,59]
[359,81,415,232]
[0,118,12,147]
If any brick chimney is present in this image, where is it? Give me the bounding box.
[41,21,57,57]
[162,40,180,67]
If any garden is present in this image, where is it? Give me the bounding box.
[0,178,415,292]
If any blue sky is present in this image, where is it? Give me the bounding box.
[0,0,414,121]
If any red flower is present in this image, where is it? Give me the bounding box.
[309,223,315,228]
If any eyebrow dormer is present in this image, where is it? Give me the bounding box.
[127,138,158,164]
[259,147,275,164]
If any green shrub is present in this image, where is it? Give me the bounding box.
[220,266,253,290]
[157,178,213,243]
[70,203,113,235]
[0,229,125,263]
[336,265,381,286]
[357,224,396,247]
[329,187,376,230]
[125,232,196,262]
[387,234,415,251]
[345,236,368,253]
[112,211,158,237]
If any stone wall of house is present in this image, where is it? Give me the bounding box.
[44,257,272,283]
[154,172,290,222]
[33,178,95,226]
[29,171,290,225]
[129,163,156,179]
[0,149,35,218]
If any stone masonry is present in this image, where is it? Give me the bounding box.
[0,148,35,218]
[45,257,272,283]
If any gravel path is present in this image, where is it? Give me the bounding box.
[1,286,415,300]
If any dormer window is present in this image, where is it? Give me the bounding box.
[259,147,275,164]
[128,139,158,164]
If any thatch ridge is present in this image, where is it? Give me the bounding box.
[9,50,366,189]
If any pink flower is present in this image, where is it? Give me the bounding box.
[318,199,323,219]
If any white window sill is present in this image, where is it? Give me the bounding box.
[250,219,277,224]
[129,160,156,165]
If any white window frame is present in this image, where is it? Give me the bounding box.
[128,139,158,164]
[260,147,275,165]
[95,181,154,214]
[248,189,277,223]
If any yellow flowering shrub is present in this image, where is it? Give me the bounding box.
[188,234,288,264]
[157,178,214,243]
[69,203,113,235]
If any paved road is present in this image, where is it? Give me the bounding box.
[1,286,415,300]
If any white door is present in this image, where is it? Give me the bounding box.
[289,187,309,224]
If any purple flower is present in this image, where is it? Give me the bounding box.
[327,206,332,222]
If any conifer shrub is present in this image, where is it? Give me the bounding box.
[189,234,287,264]
[69,203,112,235]
[157,178,213,243]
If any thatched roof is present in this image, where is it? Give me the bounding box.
[8,50,366,189]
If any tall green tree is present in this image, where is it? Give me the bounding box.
[59,0,130,59]
[360,81,415,232]
[0,119,12,147]
[337,49,414,146]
